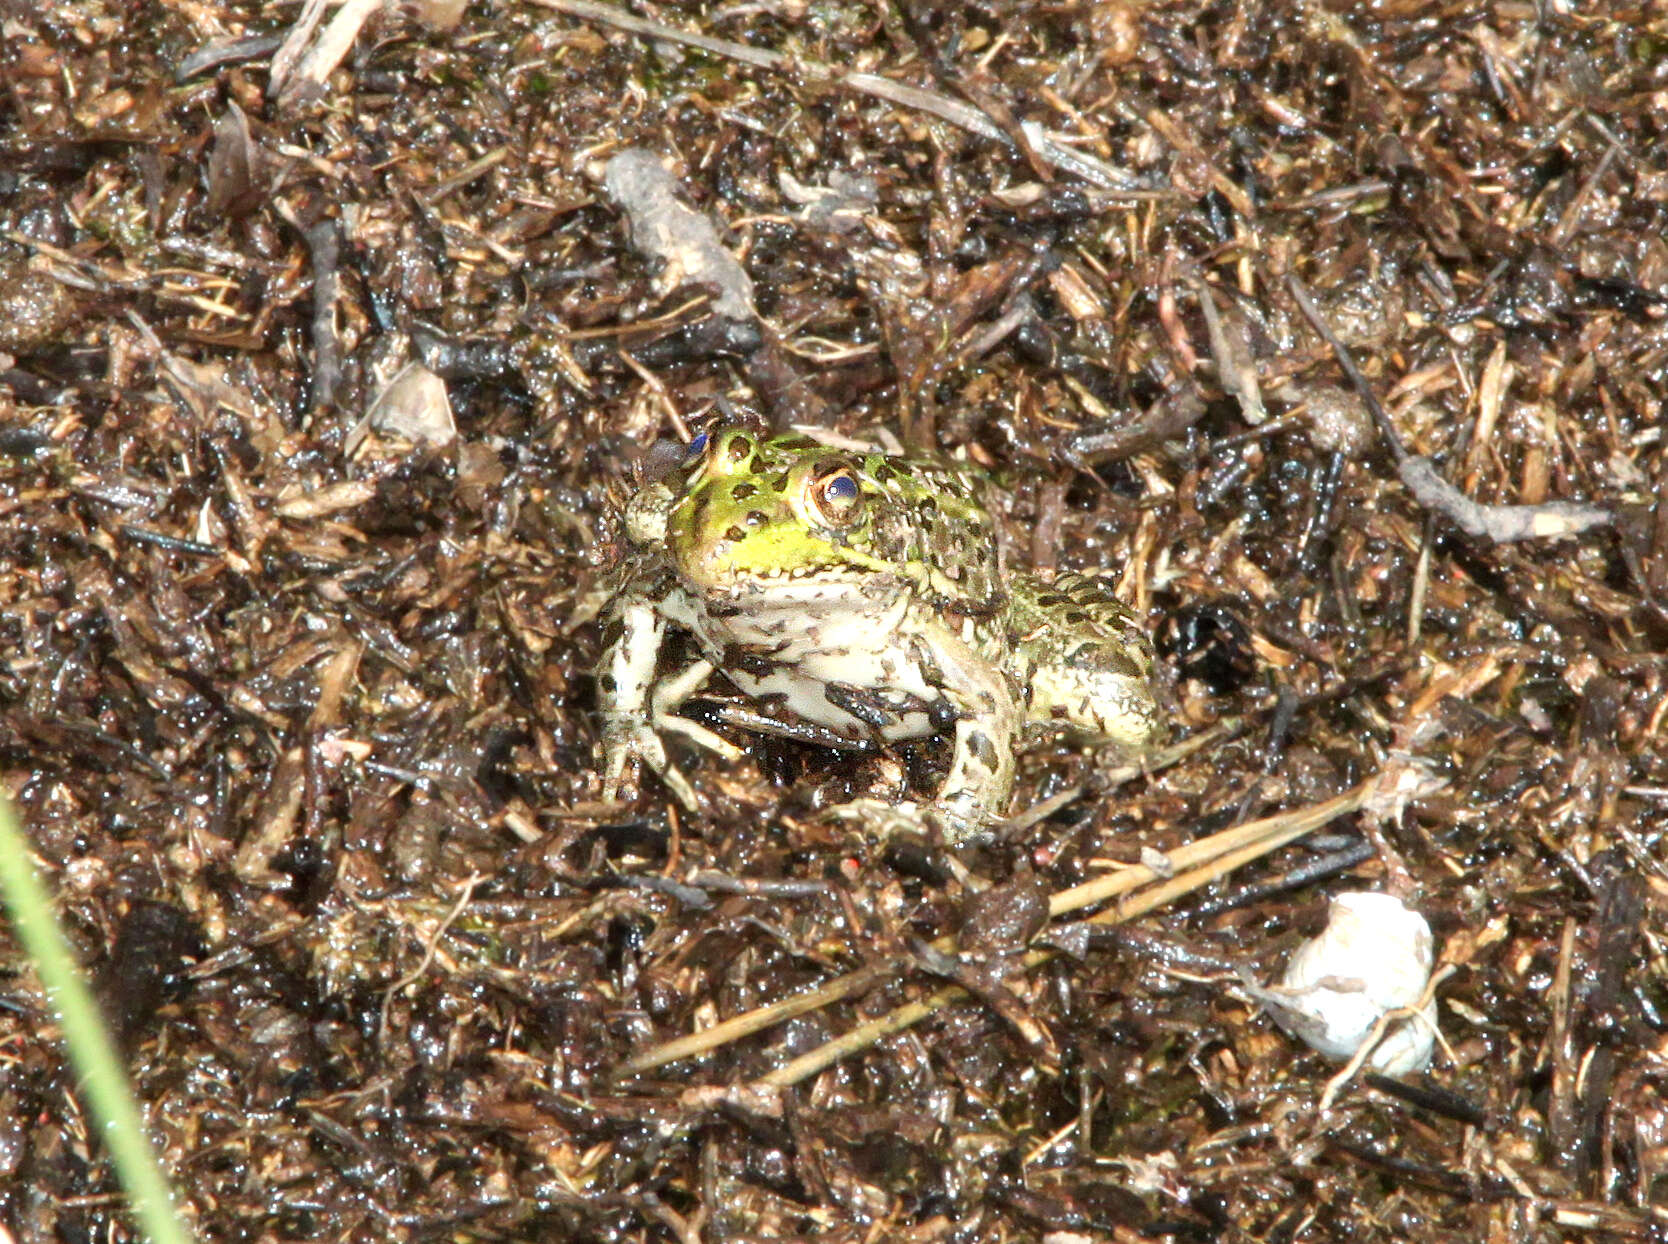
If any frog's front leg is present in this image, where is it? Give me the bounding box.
[598,599,704,810]
[826,626,1019,846]
[650,658,744,763]
[903,624,1022,845]
[930,652,1021,845]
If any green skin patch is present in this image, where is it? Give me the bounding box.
[599,425,1167,844]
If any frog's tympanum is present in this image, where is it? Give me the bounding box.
[597,426,1165,843]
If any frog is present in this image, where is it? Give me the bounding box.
[595,425,1166,844]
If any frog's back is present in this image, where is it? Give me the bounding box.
[847,442,1006,615]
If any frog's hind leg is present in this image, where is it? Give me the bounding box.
[598,600,711,810]
[1008,572,1167,751]
[823,626,1021,848]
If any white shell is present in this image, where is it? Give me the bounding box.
[1263,891,1440,1075]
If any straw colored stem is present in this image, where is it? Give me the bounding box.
[624,778,1375,1078]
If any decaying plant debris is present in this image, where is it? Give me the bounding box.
[2,0,1667,1240]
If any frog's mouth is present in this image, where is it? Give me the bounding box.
[691,564,902,614]
[675,519,897,604]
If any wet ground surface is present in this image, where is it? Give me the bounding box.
[1,0,1667,1239]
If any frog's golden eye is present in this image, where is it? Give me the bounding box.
[810,466,863,525]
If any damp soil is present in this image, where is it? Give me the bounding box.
[2,1,1667,1240]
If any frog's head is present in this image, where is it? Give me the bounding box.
[657,426,998,610]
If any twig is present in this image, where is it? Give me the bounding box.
[267,0,329,100]
[1316,964,1456,1113]
[1050,778,1378,924]
[1287,275,1614,543]
[621,769,1384,1078]
[378,874,482,1045]
[271,0,382,110]
[526,0,1137,189]
[297,215,343,417]
[755,778,1388,1089]
[177,31,288,82]
[1550,142,1620,248]
[1189,274,1266,425]
[425,147,510,205]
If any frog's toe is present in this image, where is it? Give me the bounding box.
[656,713,744,762]
[926,803,993,847]
[828,797,992,848]
[654,763,700,811]
[601,725,700,811]
[827,797,926,838]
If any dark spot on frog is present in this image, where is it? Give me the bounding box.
[1066,611,1088,625]
[889,460,914,477]
[751,687,792,711]
[872,464,893,483]
[727,647,787,679]
[746,510,768,526]
[965,729,998,769]
[771,470,790,490]
[727,434,754,461]
[725,525,746,542]
[910,638,946,686]
[731,482,758,500]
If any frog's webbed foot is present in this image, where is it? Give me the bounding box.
[827,796,995,848]
[600,718,699,810]
[824,638,1019,847]
[600,656,740,812]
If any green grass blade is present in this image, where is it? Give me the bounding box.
[0,794,195,1244]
